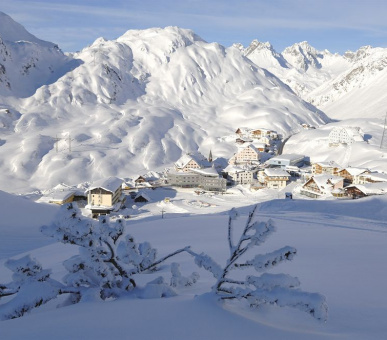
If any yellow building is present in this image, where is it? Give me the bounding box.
[86,177,123,218]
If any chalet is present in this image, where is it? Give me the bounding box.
[134,192,150,203]
[250,128,277,140]
[135,175,146,185]
[236,136,253,145]
[266,154,305,169]
[337,167,369,184]
[356,172,387,184]
[312,161,342,176]
[301,175,344,198]
[344,182,387,199]
[86,177,124,218]
[259,168,291,190]
[329,126,364,146]
[174,152,211,172]
[229,144,260,165]
[235,127,252,137]
[223,165,255,185]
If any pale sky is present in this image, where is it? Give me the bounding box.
[1,0,387,53]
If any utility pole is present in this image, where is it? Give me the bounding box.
[68,134,71,153]
[55,135,60,153]
[380,112,387,149]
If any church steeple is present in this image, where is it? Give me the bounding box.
[208,150,213,163]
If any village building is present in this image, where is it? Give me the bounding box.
[258,168,291,189]
[300,175,344,198]
[38,190,75,205]
[235,127,277,143]
[134,191,150,203]
[167,167,227,192]
[337,167,370,184]
[355,172,387,184]
[134,175,146,186]
[229,144,260,165]
[235,127,252,137]
[86,177,124,218]
[174,152,211,172]
[312,161,342,176]
[252,142,267,152]
[266,154,305,169]
[222,165,255,185]
[250,128,278,140]
[344,182,387,199]
[328,126,365,146]
[236,136,253,145]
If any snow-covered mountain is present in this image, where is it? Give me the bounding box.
[307,46,387,119]
[241,38,387,120]
[0,12,78,98]
[242,40,350,99]
[0,15,328,192]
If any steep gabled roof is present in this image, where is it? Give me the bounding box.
[305,175,344,194]
[264,168,290,177]
[346,182,387,195]
[175,152,211,169]
[340,167,369,176]
[315,161,342,169]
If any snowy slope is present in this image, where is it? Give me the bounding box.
[242,40,350,99]
[0,190,59,259]
[241,38,387,121]
[0,22,328,192]
[0,11,79,98]
[307,46,387,119]
[1,197,387,339]
[283,118,387,172]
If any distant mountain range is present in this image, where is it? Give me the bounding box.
[240,39,387,120]
[0,11,386,192]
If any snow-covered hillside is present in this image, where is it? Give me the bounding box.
[0,12,78,98]
[241,40,350,99]
[241,38,387,120]
[283,118,387,172]
[307,46,387,119]
[0,16,328,192]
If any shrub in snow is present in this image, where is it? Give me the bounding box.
[0,203,190,320]
[187,206,328,321]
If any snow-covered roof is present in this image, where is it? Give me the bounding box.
[134,191,151,201]
[223,165,253,173]
[347,182,387,195]
[270,154,305,162]
[330,126,364,141]
[38,190,75,203]
[175,152,211,169]
[235,127,252,134]
[315,161,342,169]
[360,172,387,182]
[340,167,368,176]
[190,167,219,177]
[88,177,123,193]
[264,168,290,177]
[306,175,344,194]
[252,142,266,149]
